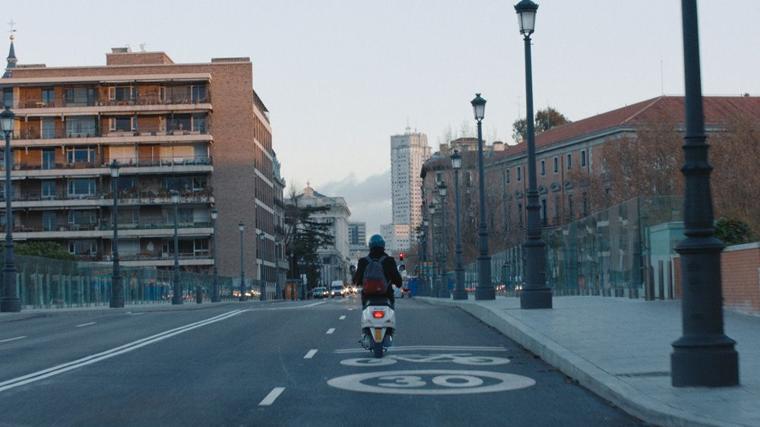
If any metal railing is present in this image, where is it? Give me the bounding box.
[0,253,272,309]
[452,196,684,298]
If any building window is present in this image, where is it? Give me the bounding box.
[68,240,97,256]
[108,86,134,102]
[540,160,545,176]
[581,150,587,167]
[110,116,134,132]
[68,210,97,228]
[3,88,13,108]
[42,148,55,170]
[566,153,572,170]
[505,168,510,184]
[65,116,97,137]
[517,166,522,182]
[66,147,96,164]
[42,211,56,231]
[568,194,574,219]
[64,87,95,107]
[517,203,523,227]
[191,85,208,103]
[41,88,55,106]
[192,114,207,133]
[42,118,56,139]
[553,157,559,174]
[41,180,56,199]
[67,178,96,198]
[582,192,589,216]
[168,114,192,133]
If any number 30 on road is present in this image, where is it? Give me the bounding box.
[327,370,535,395]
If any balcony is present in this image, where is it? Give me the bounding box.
[12,126,211,147]
[5,221,214,240]
[2,188,213,209]
[13,93,212,116]
[1,156,213,179]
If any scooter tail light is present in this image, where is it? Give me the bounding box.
[372,310,385,319]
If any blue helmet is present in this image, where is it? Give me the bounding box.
[368,234,385,249]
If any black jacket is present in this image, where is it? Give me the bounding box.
[352,248,403,289]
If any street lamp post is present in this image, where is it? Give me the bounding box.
[171,190,182,305]
[210,208,220,302]
[0,106,20,312]
[257,230,266,301]
[471,94,494,300]
[671,0,739,387]
[515,0,552,309]
[239,223,246,301]
[109,160,124,308]
[438,181,450,298]
[429,202,438,297]
[451,150,467,300]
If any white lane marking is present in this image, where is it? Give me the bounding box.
[304,349,318,359]
[326,328,336,335]
[126,312,144,316]
[339,315,346,320]
[0,336,26,344]
[327,370,535,395]
[258,387,286,406]
[348,308,356,311]
[0,309,245,393]
[256,301,325,311]
[75,322,96,328]
[334,345,507,354]
[340,353,511,367]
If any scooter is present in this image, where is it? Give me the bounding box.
[360,297,395,358]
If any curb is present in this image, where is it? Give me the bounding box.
[419,297,744,427]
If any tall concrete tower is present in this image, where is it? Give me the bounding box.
[389,129,431,251]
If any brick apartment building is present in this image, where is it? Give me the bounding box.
[420,95,760,264]
[0,41,282,283]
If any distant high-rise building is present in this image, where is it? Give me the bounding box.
[348,222,367,262]
[390,129,430,251]
[349,222,366,248]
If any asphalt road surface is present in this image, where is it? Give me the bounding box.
[0,297,645,426]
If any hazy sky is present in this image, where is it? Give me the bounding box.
[6,0,760,234]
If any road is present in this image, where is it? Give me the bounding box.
[0,298,644,426]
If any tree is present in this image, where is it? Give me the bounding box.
[14,241,76,260]
[715,218,754,246]
[283,191,335,289]
[512,107,570,143]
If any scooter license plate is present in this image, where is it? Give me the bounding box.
[373,328,383,343]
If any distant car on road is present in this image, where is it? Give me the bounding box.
[311,287,328,299]
[330,281,346,298]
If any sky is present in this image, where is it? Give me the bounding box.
[6,0,760,235]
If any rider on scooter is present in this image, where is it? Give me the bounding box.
[353,234,402,308]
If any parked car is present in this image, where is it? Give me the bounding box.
[311,287,328,299]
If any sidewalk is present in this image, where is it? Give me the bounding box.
[420,295,760,427]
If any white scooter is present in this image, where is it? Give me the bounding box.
[360,296,396,358]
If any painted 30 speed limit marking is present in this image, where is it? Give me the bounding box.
[327,370,535,395]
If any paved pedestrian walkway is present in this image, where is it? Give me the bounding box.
[420,295,760,427]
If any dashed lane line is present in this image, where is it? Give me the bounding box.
[75,322,96,328]
[258,387,286,406]
[326,328,336,335]
[304,349,318,359]
[0,336,26,344]
[339,315,346,320]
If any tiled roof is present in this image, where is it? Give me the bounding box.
[491,95,760,163]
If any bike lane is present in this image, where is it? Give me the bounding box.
[264,299,644,427]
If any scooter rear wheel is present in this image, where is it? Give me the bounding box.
[373,344,383,358]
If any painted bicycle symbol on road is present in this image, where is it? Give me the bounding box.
[340,353,511,367]
[327,369,536,395]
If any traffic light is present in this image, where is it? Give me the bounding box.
[399,253,405,261]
